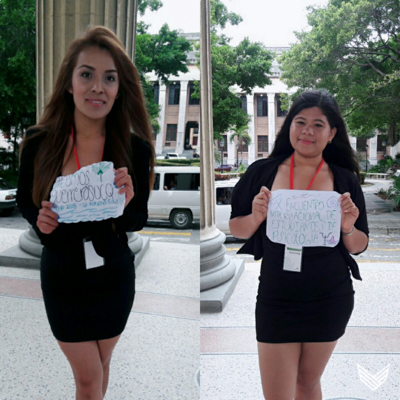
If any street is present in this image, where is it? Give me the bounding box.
[224,231,400,263]
[0,209,200,245]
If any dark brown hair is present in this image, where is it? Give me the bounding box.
[21,25,155,207]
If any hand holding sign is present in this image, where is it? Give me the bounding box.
[114,167,135,208]
[340,192,359,234]
[37,200,59,234]
[252,186,272,225]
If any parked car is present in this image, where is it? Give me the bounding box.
[215,178,239,234]
[156,153,187,160]
[148,166,200,229]
[214,164,233,172]
[0,178,17,216]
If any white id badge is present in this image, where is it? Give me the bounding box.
[84,239,104,270]
[283,246,303,273]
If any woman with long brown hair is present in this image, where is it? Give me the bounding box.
[230,90,368,399]
[17,26,154,399]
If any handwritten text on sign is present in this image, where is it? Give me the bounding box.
[50,161,125,223]
[266,190,341,247]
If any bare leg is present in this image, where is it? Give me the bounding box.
[258,342,301,400]
[57,340,103,400]
[295,341,338,400]
[97,334,121,397]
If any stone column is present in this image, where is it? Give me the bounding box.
[267,92,276,153]
[349,135,357,152]
[37,0,139,121]
[155,82,167,155]
[247,94,256,165]
[0,0,149,270]
[227,131,235,165]
[176,80,189,155]
[200,0,244,312]
[369,135,378,166]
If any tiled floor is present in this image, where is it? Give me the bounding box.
[201,262,400,400]
[0,230,199,400]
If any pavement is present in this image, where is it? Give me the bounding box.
[1,178,399,400]
[0,232,199,399]
[201,178,400,400]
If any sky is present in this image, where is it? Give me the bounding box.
[139,0,329,47]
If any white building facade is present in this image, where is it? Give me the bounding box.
[146,33,200,157]
[222,47,396,167]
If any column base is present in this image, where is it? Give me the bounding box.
[0,230,150,270]
[200,258,245,313]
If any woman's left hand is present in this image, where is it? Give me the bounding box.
[339,192,359,234]
[114,167,135,208]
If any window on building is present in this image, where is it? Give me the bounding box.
[189,82,200,105]
[238,141,248,152]
[377,136,387,152]
[257,95,268,117]
[258,135,268,152]
[240,95,247,113]
[277,95,287,117]
[166,124,177,141]
[168,83,180,105]
[153,82,160,105]
[357,138,367,152]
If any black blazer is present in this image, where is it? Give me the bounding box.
[230,155,369,280]
[17,130,151,252]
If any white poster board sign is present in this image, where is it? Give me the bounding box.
[266,190,341,247]
[50,161,125,223]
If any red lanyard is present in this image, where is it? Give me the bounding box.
[71,126,105,170]
[290,153,324,190]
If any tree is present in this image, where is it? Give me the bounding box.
[280,0,400,145]
[0,0,36,176]
[135,23,192,134]
[210,0,274,138]
[229,125,251,166]
[138,0,163,16]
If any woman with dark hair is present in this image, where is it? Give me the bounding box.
[230,90,369,400]
[17,26,154,399]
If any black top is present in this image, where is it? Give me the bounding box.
[230,155,369,280]
[17,129,151,250]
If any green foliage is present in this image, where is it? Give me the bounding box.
[155,159,200,166]
[280,0,400,145]
[210,1,274,137]
[0,0,36,172]
[210,0,242,33]
[369,156,400,173]
[136,23,192,130]
[138,0,163,16]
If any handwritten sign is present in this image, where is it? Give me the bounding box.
[266,190,341,247]
[50,161,125,223]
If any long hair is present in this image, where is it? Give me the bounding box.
[269,89,360,180]
[21,25,155,208]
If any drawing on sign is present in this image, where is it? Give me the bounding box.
[91,162,112,182]
[266,190,341,247]
[50,161,125,223]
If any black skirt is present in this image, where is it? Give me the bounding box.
[256,234,354,343]
[40,233,135,343]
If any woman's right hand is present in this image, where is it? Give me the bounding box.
[251,186,272,225]
[37,201,59,234]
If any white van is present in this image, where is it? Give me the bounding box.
[148,166,200,229]
[215,178,239,235]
